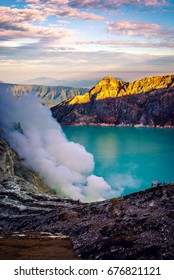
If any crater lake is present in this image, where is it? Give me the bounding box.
[63,126,174,198]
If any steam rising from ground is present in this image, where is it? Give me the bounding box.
[0,93,111,201]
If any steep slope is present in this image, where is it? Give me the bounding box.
[0,83,88,107]
[52,75,174,127]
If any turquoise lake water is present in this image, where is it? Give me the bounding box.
[63,126,174,197]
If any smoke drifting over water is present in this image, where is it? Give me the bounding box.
[0,93,111,201]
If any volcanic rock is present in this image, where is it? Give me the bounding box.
[52,75,174,127]
[0,232,79,260]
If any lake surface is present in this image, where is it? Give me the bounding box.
[63,126,174,197]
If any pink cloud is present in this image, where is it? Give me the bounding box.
[26,0,104,20]
[107,20,174,42]
[68,0,168,9]
[0,23,75,41]
[24,0,169,23]
[45,6,103,20]
[0,6,46,24]
[107,21,161,37]
[143,0,168,7]
[0,6,76,43]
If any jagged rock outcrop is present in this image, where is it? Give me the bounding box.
[0,83,88,107]
[52,75,174,127]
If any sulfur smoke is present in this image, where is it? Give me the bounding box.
[0,93,111,201]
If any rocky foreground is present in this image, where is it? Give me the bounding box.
[52,75,174,127]
[0,232,79,260]
[0,138,174,260]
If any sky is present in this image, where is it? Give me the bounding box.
[0,0,174,84]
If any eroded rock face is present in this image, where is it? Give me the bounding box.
[52,75,174,127]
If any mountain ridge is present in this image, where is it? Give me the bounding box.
[0,82,88,107]
[52,74,174,127]
[65,74,174,105]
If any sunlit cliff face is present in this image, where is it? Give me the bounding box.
[67,75,174,105]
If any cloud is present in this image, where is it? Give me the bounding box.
[0,47,173,83]
[68,0,168,9]
[107,20,174,43]
[79,38,174,49]
[0,6,46,23]
[0,1,173,83]
[0,1,103,58]
[0,9,76,43]
[46,6,103,20]
[107,21,161,37]
[25,0,104,20]
[145,54,174,65]
[0,2,104,51]
[142,0,168,6]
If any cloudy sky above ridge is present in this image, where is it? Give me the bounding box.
[0,0,174,84]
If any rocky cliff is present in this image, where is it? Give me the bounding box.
[52,75,174,127]
[0,83,88,107]
[0,138,174,260]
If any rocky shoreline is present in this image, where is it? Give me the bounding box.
[61,123,174,128]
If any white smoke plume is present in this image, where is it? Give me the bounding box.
[0,93,111,202]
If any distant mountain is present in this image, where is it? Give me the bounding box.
[0,83,88,107]
[23,77,66,87]
[23,77,100,88]
[52,74,174,127]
